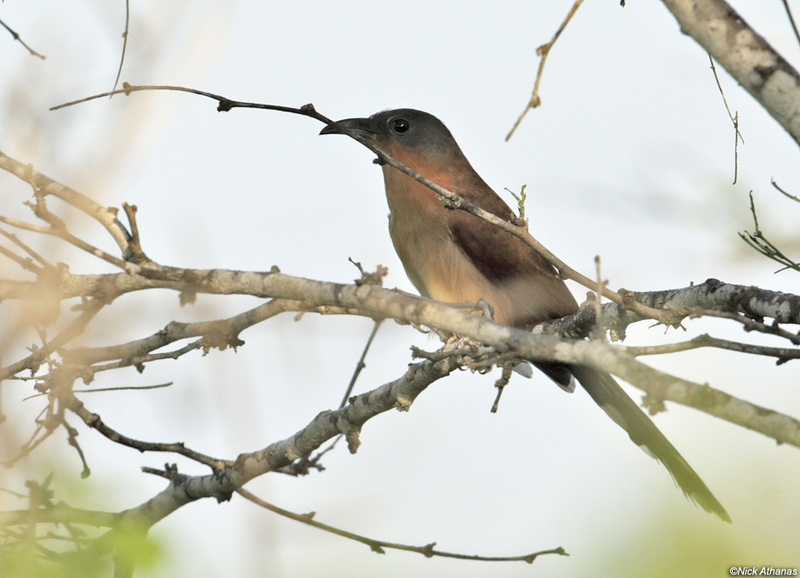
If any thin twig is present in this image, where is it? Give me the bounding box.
[593,256,607,340]
[339,320,383,408]
[772,178,800,203]
[0,298,107,381]
[696,308,800,346]
[85,342,203,374]
[122,203,149,262]
[782,0,800,49]
[0,214,129,270]
[506,0,583,140]
[748,190,760,232]
[50,83,334,127]
[0,227,51,271]
[112,0,130,94]
[4,421,53,468]
[623,332,800,360]
[0,238,42,273]
[490,365,512,413]
[25,383,173,401]
[505,185,528,224]
[0,151,134,258]
[740,191,800,273]
[0,18,45,59]
[63,391,231,470]
[236,487,567,563]
[61,298,301,367]
[708,54,744,184]
[63,417,91,478]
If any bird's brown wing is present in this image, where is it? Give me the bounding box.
[447,207,579,389]
[447,208,578,326]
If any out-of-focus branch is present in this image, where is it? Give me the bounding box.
[0,151,134,261]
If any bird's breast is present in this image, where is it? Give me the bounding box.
[382,165,519,323]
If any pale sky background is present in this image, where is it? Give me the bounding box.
[1,1,800,577]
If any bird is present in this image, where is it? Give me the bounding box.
[320,108,730,522]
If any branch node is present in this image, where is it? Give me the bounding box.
[490,366,513,413]
[422,542,437,558]
[641,393,666,416]
[349,257,387,287]
[345,429,361,454]
[179,290,197,306]
[617,288,637,310]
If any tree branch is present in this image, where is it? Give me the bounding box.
[1,154,798,444]
[237,486,567,563]
[46,88,678,322]
[6,259,798,448]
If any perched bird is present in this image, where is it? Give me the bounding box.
[321,108,730,522]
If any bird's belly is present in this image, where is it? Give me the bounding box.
[389,219,516,323]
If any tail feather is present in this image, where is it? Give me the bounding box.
[570,366,731,523]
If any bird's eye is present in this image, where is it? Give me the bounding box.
[390,118,410,134]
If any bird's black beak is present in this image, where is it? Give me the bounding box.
[319,117,374,137]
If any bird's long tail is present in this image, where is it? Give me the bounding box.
[569,365,731,522]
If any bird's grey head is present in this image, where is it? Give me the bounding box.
[321,108,465,165]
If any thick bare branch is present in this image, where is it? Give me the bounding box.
[6,261,796,447]
[0,503,117,530]
[545,279,800,343]
[71,352,460,558]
